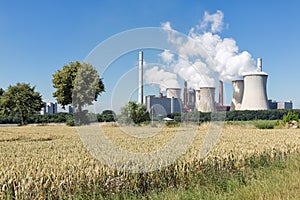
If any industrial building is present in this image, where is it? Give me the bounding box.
[268,100,293,110]
[40,102,58,115]
[137,51,293,115]
[40,102,74,115]
[145,94,182,116]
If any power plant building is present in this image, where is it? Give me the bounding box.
[230,80,244,111]
[40,102,58,115]
[146,95,182,115]
[196,87,216,112]
[268,100,293,110]
[137,51,292,114]
[240,58,269,110]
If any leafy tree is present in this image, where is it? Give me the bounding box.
[0,83,43,125]
[98,110,116,122]
[52,61,105,124]
[52,61,105,109]
[0,88,4,96]
[118,101,150,125]
[52,61,79,108]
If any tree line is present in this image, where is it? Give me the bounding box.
[0,60,298,126]
[0,61,105,125]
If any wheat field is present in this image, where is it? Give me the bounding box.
[0,124,299,198]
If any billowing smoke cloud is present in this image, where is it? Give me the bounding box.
[198,10,224,33]
[144,66,180,91]
[159,50,174,64]
[157,10,257,89]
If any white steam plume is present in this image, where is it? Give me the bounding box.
[198,10,224,33]
[160,10,257,89]
[144,66,180,91]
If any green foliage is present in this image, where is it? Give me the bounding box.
[118,101,150,125]
[179,109,300,123]
[0,88,4,96]
[0,113,72,125]
[282,111,299,123]
[0,83,43,125]
[253,120,275,129]
[52,61,79,108]
[52,61,105,125]
[65,115,75,126]
[97,110,116,122]
[52,61,105,108]
[165,121,180,127]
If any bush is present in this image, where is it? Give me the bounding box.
[165,121,180,127]
[253,121,275,129]
[66,116,75,126]
[282,111,299,123]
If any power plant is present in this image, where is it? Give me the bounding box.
[166,88,181,99]
[137,52,293,115]
[240,58,269,110]
[196,87,216,112]
[230,80,244,111]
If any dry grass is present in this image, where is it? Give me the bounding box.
[0,124,299,198]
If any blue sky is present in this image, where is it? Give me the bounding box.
[0,0,300,112]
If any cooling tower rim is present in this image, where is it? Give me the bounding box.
[199,86,216,89]
[166,87,181,90]
[242,71,268,77]
[232,79,244,83]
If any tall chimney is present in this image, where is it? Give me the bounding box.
[183,81,188,107]
[218,80,224,106]
[138,51,143,104]
[257,58,262,72]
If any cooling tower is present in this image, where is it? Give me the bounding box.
[240,73,269,110]
[230,80,244,111]
[197,87,216,112]
[138,51,143,104]
[166,88,181,99]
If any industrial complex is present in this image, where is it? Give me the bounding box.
[137,51,293,116]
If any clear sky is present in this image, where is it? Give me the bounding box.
[1,0,300,112]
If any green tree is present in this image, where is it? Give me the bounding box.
[52,61,79,108]
[52,62,105,124]
[98,110,116,122]
[0,88,4,96]
[0,83,43,125]
[118,101,150,125]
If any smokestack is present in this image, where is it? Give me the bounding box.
[230,80,244,111]
[196,87,216,112]
[218,80,223,106]
[138,51,143,104]
[183,81,188,107]
[257,58,262,72]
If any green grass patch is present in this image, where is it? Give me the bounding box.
[68,150,299,199]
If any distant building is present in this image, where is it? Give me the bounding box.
[268,99,293,110]
[40,102,58,115]
[145,95,181,116]
[277,101,293,109]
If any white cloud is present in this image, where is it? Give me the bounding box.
[198,10,224,33]
[159,10,257,88]
[144,66,180,91]
[161,21,172,31]
[160,50,174,64]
